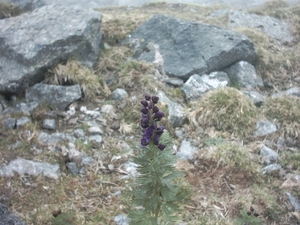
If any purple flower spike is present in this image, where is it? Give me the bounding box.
[145,93,151,101]
[152,96,159,104]
[154,111,164,120]
[141,107,149,114]
[141,100,148,107]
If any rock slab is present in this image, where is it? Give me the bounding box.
[128,14,258,80]
[0,5,102,94]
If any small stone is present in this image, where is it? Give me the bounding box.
[108,164,114,170]
[42,119,56,130]
[3,118,16,130]
[114,214,130,225]
[74,129,85,138]
[260,145,278,165]
[88,126,103,135]
[89,135,103,148]
[112,88,128,101]
[16,117,31,128]
[110,121,120,130]
[67,162,79,175]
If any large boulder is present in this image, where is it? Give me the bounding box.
[0,5,102,94]
[126,14,258,80]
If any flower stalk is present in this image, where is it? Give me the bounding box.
[129,94,184,225]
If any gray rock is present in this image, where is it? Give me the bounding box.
[3,118,16,130]
[157,92,185,128]
[260,145,278,165]
[114,214,130,225]
[26,84,82,111]
[176,139,198,161]
[81,156,94,166]
[2,102,39,116]
[42,119,56,130]
[0,158,60,179]
[224,61,264,89]
[88,126,103,135]
[66,162,79,175]
[261,163,284,176]
[182,72,230,100]
[0,203,27,225]
[254,120,277,137]
[74,129,85,138]
[242,90,264,107]
[112,88,128,101]
[16,117,31,128]
[165,78,184,87]
[277,137,286,151]
[285,192,300,211]
[0,5,102,94]
[126,14,257,80]
[7,0,46,11]
[272,87,300,98]
[37,132,66,146]
[89,135,103,148]
[228,10,293,43]
[79,167,86,175]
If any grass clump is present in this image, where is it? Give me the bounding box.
[209,141,256,172]
[0,3,21,19]
[190,87,257,138]
[262,95,300,139]
[44,60,104,101]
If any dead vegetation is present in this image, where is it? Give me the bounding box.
[1,1,300,225]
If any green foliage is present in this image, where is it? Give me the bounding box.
[51,212,76,225]
[234,210,263,225]
[280,151,300,170]
[262,95,300,139]
[193,87,257,138]
[129,133,184,225]
[203,137,224,147]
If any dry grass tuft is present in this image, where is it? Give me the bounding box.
[0,2,21,19]
[262,95,300,139]
[44,60,103,101]
[190,87,257,139]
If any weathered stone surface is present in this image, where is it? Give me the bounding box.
[165,78,184,87]
[89,135,103,147]
[3,118,16,130]
[242,90,264,106]
[26,84,82,110]
[0,203,27,225]
[224,61,264,89]
[127,14,257,80]
[16,117,31,128]
[42,119,56,130]
[228,10,293,43]
[0,5,102,94]
[272,86,300,98]
[285,192,300,211]
[182,72,230,100]
[37,132,66,146]
[2,102,39,116]
[260,145,278,165]
[176,139,198,160]
[254,120,277,137]
[157,92,185,128]
[261,163,284,176]
[0,158,60,179]
[114,214,130,225]
[112,88,128,101]
[66,162,79,175]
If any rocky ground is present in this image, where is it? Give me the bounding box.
[0,1,300,225]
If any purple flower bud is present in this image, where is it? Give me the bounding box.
[152,96,159,104]
[152,106,159,113]
[141,100,148,107]
[154,111,164,120]
[141,137,149,147]
[148,101,153,109]
[153,135,159,145]
[141,107,149,114]
[158,144,166,151]
[141,117,149,124]
[141,123,149,128]
[145,93,151,100]
[155,126,164,135]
